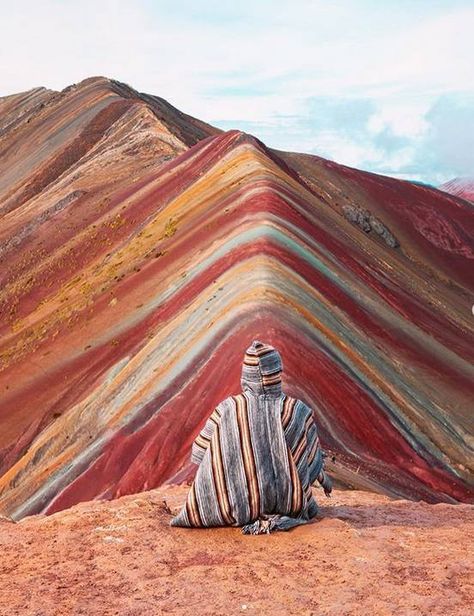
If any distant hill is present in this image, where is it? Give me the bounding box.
[439,177,474,203]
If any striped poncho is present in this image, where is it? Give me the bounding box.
[171,340,332,533]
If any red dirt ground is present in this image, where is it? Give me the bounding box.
[0,485,473,615]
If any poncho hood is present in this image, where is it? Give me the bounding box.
[241,340,283,397]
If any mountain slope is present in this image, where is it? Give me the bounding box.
[0,81,473,519]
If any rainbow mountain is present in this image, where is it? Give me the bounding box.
[0,77,472,519]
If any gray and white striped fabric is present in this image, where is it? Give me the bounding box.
[171,340,332,533]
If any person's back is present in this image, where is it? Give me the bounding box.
[171,340,332,534]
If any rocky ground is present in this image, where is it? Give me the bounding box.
[0,486,473,616]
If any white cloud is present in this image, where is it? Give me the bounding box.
[367,103,430,140]
[0,0,472,183]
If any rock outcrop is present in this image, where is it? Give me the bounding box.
[342,204,399,247]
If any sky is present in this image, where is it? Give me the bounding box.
[1,0,473,185]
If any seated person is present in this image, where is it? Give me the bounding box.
[171,339,332,534]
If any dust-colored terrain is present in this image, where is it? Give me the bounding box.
[0,485,472,616]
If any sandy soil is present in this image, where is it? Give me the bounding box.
[0,486,473,616]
